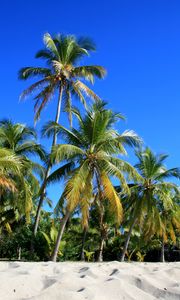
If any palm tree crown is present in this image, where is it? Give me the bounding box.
[134,148,180,239]
[0,119,45,159]
[135,147,180,194]
[19,33,106,123]
[49,101,142,224]
[120,147,180,261]
[0,120,45,224]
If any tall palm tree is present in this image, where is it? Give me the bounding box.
[120,147,180,261]
[19,33,106,235]
[46,101,141,261]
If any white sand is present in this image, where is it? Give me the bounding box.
[0,261,180,300]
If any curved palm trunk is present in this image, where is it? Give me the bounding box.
[33,166,51,236]
[33,85,63,236]
[80,228,87,261]
[95,168,105,262]
[120,218,136,262]
[160,240,165,262]
[50,211,70,262]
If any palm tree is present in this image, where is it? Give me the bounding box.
[0,148,27,230]
[0,119,45,182]
[0,119,45,160]
[19,33,106,235]
[0,120,45,226]
[47,101,141,261]
[143,189,180,262]
[120,147,180,262]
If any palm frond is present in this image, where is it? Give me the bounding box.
[73,80,101,102]
[116,130,142,148]
[34,84,55,122]
[46,162,75,186]
[72,65,106,83]
[100,172,123,224]
[51,144,85,163]
[77,36,96,51]
[80,173,93,229]
[43,33,60,61]
[16,142,46,160]
[155,168,180,181]
[64,160,91,212]
[18,67,51,80]
[19,78,50,100]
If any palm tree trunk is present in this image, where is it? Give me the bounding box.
[52,85,63,145]
[17,247,21,261]
[160,240,165,262]
[50,211,70,262]
[96,200,106,262]
[33,86,63,236]
[33,166,51,236]
[80,228,87,261]
[97,236,105,262]
[95,168,106,262]
[120,218,136,262]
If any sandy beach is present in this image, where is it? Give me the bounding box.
[0,261,179,300]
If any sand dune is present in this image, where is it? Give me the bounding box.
[0,261,180,300]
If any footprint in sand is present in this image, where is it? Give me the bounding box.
[18,271,29,275]
[153,268,159,272]
[77,288,85,292]
[8,262,20,269]
[79,267,98,279]
[107,277,115,281]
[43,277,57,289]
[109,268,119,276]
[53,267,61,274]
[79,267,89,273]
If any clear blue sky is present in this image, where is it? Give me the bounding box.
[0,0,180,205]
